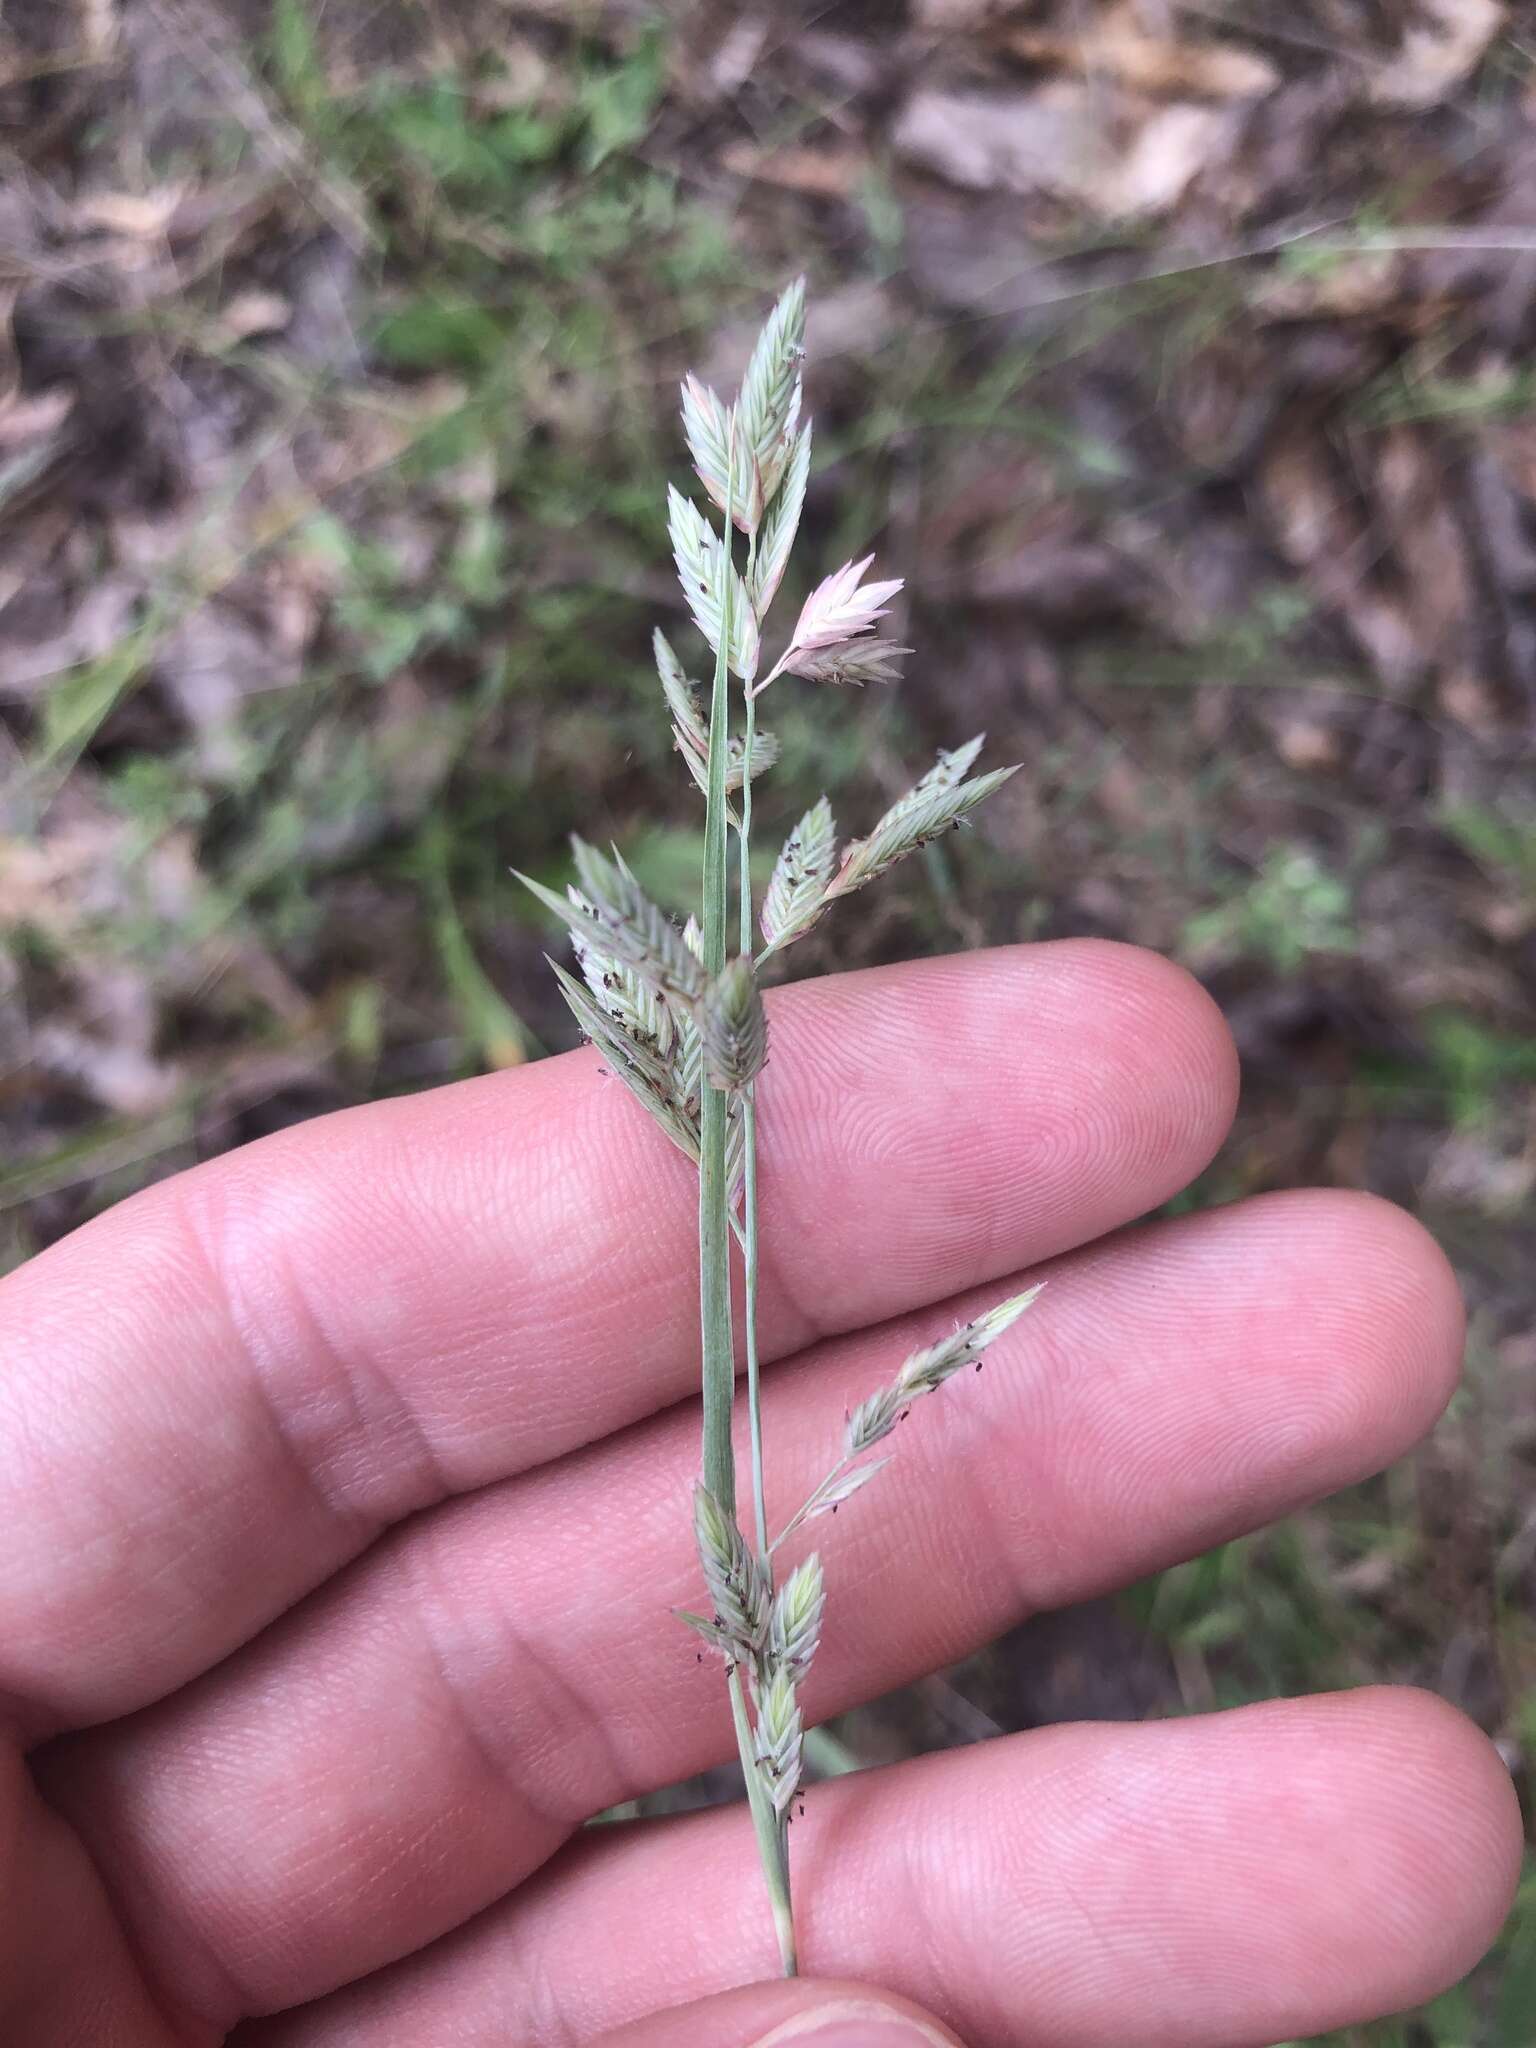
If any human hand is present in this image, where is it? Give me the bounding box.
[1,944,1519,2048]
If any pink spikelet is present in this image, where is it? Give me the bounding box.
[785,554,903,657]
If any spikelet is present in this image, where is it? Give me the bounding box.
[519,839,704,1005]
[768,1553,825,1678]
[751,1660,805,1819]
[783,553,902,658]
[680,374,763,532]
[668,485,760,682]
[691,1484,770,1657]
[760,797,836,956]
[737,276,806,500]
[751,420,812,615]
[783,639,911,689]
[698,956,768,1091]
[826,751,1018,902]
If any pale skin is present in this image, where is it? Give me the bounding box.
[0,942,1521,2048]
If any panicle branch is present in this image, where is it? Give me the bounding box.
[772,1284,1045,1554]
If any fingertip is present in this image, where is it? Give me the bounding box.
[590,1981,968,2048]
[1353,1684,1524,1974]
[1040,939,1242,1193]
[1262,1189,1466,1459]
[1162,1187,1468,1508]
[1003,934,1240,1099]
[1004,937,1241,1190]
[1053,937,1240,1088]
[1331,1193,1467,1433]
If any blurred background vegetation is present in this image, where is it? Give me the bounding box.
[1,0,1533,2038]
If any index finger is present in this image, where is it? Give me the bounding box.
[0,941,1235,1733]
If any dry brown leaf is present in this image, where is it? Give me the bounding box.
[4,783,329,1122]
[1164,332,1274,470]
[710,18,769,95]
[156,605,300,778]
[1369,427,1474,672]
[0,789,309,1117]
[894,86,1082,196]
[74,185,187,238]
[1273,716,1342,772]
[1256,250,1405,322]
[719,141,865,199]
[1474,894,1535,944]
[893,82,1230,216]
[1341,588,1421,690]
[909,0,1013,25]
[79,0,119,60]
[1438,671,1502,733]
[206,288,293,347]
[1008,4,1279,101]
[0,580,142,695]
[0,386,75,447]
[0,835,66,929]
[468,36,551,109]
[1260,427,1422,691]
[1368,0,1505,110]
[1425,1131,1535,1215]
[1096,755,1151,829]
[1103,100,1232,216]
[0,814,201,939]
[31,1020,184,1117]
[1261,431,1360,572]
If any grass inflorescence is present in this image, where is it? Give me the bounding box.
[526,280,1034,1972]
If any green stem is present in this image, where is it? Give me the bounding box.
[737,529,795,1972]
[738,538,769,1567]
[699,465,795,1978]
[742,1103,767,1553]
[698,458,736,1515]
